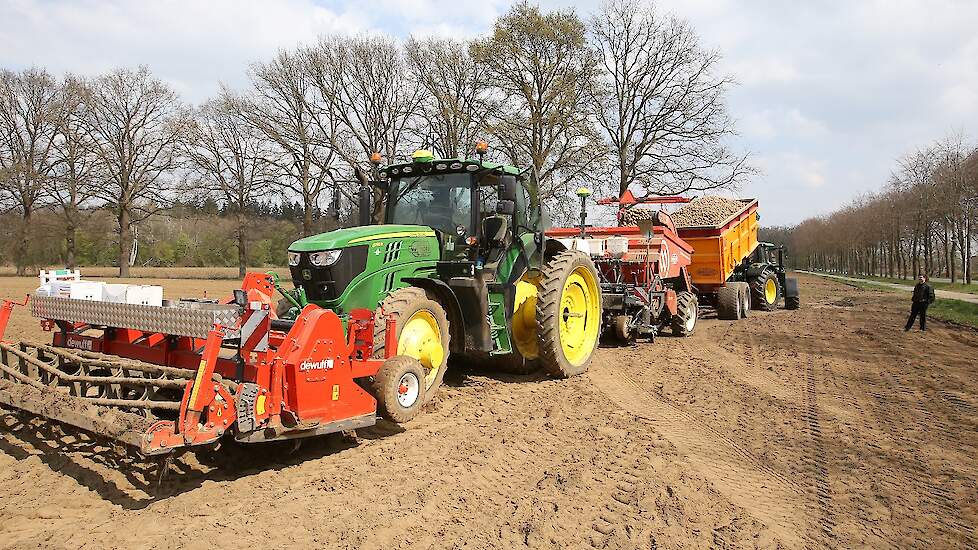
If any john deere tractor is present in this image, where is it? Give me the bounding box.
[277,149,602,404]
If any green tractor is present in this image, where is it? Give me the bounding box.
[733,241,800,312]
[276,149,603,404]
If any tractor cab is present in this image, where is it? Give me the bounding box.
[377,149,536,269]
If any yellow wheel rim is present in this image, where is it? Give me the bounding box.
[512,277,539,359]
[397,310,444,389]
[558,266,600,366]
[765,279,777,304]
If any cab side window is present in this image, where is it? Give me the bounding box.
[515,180,530,230]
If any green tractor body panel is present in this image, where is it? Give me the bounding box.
[287,224,441,315]
[289,224,435,251]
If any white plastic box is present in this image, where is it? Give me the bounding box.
[69,281,105,301]
[606,238,629,258]
[125,285,164,307]
[586,238,605,257]
[36,269,82,297]
[102,284,130,304]
[35,282,74,297]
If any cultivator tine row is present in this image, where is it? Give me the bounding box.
[0,342,235,450]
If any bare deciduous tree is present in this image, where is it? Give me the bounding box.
[406,37,487,159]
[0,68,62,274]
[307,35,422,221]
[87,66,187,277]
[238,50,335,236]
[470,2,604,216]
[186,94,275,277]
[589,0,750,197]
[49,75,101,269]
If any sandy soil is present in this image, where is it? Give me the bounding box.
[0,274,975,549]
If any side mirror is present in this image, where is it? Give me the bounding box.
[498,175,518,202]
[358,184,372,226]
[496,199,515,216]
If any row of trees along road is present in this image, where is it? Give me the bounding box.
[0,0,750,277]
[766,135,978,284]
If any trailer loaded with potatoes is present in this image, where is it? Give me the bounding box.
[590,191,801,323]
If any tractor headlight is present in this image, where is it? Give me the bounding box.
[309,249,342,267]
[288,251,301,266]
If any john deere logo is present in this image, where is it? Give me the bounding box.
[302,269,312,280]
[409,240,431,257]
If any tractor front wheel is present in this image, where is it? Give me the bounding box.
[374,287,451,404]
[536,250,602,378]
[372,356,426,423]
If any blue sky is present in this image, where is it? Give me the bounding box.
[2,0,977,226]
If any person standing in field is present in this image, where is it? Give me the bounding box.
[905,275,936,331]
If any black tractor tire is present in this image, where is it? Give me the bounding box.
[785,295,801,310]
[373,287,451,404]
[671,291,698,336]
[735,282,750,318]
[372,355,426,423]
[750,269,781,311]
[716,285,741,320]
[536,250,602,378]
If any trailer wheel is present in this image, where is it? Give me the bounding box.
[536,250,602,378]
[374,287,451,404]
[750,269,780,311]
[716,285,741,320]
[735,282,751,318]
[372,356,426,423]
[671,291,698,336]
[613,315,634,343]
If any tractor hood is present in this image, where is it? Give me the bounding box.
[289,225,437,252]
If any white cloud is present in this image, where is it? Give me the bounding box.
[0,0,370,101]
[741,108,828,141]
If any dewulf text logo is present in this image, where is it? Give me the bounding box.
[300,359,334,371]
[66,338,94,351]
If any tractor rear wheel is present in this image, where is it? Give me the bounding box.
[671,291,698,336]
[536,250,602,378]
[372,356,426,423]
[374,287,451,404]
[716,285,741,320]
[750,269,780,311]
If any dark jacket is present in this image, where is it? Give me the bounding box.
[912,282,935,304]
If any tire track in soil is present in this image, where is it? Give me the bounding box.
[837,315,978,548]
[586,359,814,548]
[803,354,835,543]
[586,436,655,549]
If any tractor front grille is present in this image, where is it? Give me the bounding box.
[290,245,369,303]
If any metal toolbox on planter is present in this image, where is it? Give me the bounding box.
[31,296,242,339]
